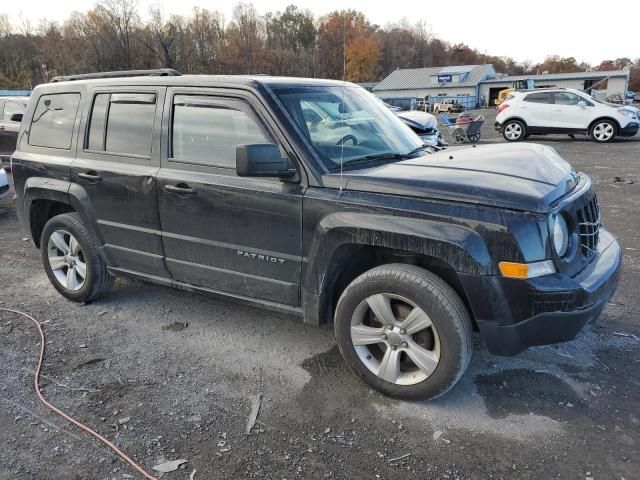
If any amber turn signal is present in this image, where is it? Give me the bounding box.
[499,260,556,279]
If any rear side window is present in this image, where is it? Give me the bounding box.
[29,93,80,150]
[523,92,551,104]
[171,95,270,168]
[87,92,156,157]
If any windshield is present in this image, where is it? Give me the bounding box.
[272,85,423,172]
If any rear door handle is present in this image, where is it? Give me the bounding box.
[164,184,197,195]
[0,126,5,131]
[78,171,102,182]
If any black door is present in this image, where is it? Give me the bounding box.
[70,87,170,278]
[156,89,304,305]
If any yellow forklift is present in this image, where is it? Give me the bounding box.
[494,79,534,106]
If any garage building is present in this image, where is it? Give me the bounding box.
[373,64,496,110]
[373,65,630,109]
[479,70,630,107]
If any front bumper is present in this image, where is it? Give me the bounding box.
[459,228,622,356]
[619,122,639,137]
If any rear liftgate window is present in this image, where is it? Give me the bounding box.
[87,92,156,157]
[28,93,81,150]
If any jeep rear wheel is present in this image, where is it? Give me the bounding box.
[334,264,473,401]
[590,119,617,143]
[41,213,112,303]
[502,120,526,141]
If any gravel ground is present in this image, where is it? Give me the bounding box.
[1,109,639,480]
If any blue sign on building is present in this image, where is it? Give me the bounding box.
[0,90,31,97]
[437,74,452,83]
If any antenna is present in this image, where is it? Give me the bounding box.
[339,14,347,191]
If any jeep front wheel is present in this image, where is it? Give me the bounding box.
[41,213,112,303]
[334,264,473,401]
[502,120,526,141]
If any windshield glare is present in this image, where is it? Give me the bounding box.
[273,86,423,171]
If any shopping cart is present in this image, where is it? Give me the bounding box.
[439,114,485,144]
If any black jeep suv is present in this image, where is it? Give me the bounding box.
[11,70,621,400]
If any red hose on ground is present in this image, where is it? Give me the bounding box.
[1,308,158,480]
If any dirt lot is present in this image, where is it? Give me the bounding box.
[1,110,639,480]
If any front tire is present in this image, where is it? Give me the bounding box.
[590,119,617,143]
[502,119,526,141]
[41,213,112,303]
[334,264,473,401]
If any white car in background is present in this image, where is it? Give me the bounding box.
[0,167,9,200]
[495,88,640,143]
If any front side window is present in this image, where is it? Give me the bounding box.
[523,92,552,104]
[554,92,582,106]
[87,92,156,157]
[171,95,270,168]
[273,86,423,172]
[29,93,80,150]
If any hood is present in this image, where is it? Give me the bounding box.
[396,110,437,131]
[323,143,580,213]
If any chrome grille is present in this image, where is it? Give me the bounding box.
[576,193,600,255]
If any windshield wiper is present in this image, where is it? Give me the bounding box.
[406,144,432,156]
[353,145,430,162]
[332,146,430,172]
[349,152,409,163]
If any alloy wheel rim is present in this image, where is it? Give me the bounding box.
[47,230,87,291]
[594,123,613,141]
[350,293,441,386]
[505,123,522,140]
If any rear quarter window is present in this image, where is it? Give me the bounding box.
[28,93,81,150]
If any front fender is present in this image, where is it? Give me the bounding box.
[305,212,494,295]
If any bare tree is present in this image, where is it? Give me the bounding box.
[97,0,140,69]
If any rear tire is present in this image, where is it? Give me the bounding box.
[334,264,473,401]
[41,213,112,303]
[590,119,617,143]
[502,119,526,141]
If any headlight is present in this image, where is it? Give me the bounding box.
[618,109,636,119]
[552,214,569,257]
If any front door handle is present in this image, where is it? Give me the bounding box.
[0,126,5,131]
[164,184,197,195]
[78,171,102,182]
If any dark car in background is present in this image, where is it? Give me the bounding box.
[0,96,29,163]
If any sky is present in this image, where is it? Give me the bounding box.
[4,0,639,65]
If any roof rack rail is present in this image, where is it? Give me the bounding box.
[50,68,181,83]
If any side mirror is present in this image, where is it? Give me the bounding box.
[236,144,295,178]
[10,113,23,122]
[577,101,587,108]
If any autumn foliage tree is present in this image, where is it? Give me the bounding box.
[346,35,380,82]
[0,3,637,91]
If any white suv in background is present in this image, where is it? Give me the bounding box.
[495,88,640,143]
